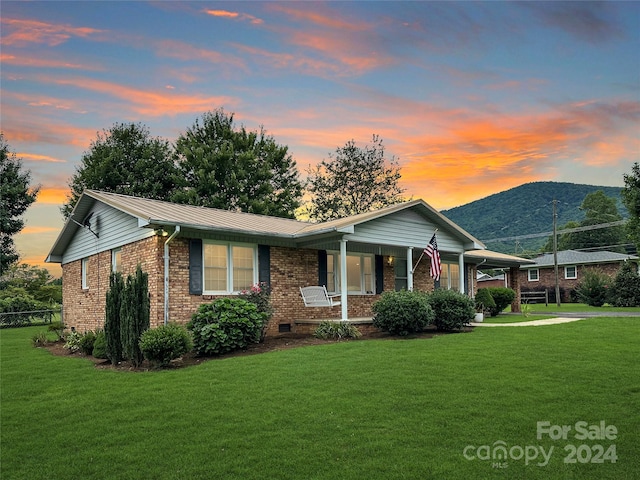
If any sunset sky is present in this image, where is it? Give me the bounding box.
[1,1,639,278]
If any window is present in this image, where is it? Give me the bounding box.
[528,269,539,281]
[203,242,256,293]
[111,248,122,273]
[327,252,375,294]
[565,266,577,279]
[439,263,460,291]
[81,258,89,289]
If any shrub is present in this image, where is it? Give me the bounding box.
[486,287,516,317]
[188,298,268,356]
[238,282,273,342]
[574,269,610,307]
[314,321,362,340]
[120,266,150,367]
[372,290,434,336]
[105,272,124,364]
[63,331,82,353]
[609,262,640,307]
[79,330,97,356]
[428,289,475,331]
[139,323,193,367]
[31,331,49,347]
[474,288,495,313]
[92,330,108,359]
[47,321,66,341]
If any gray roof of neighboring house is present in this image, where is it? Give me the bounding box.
[522,250,639,269]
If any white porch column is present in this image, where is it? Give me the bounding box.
[340,238,348,320]
[458,252,465,293]
[407,247,414,291]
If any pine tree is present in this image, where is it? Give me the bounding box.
[104,272,124,364]
[120,266,149,367]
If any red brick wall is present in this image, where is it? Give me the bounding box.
[519,263,624,302]
[63,238,450,337]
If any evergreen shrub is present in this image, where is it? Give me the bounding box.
[372,290,434,336]
[609,262,640,307]
[139,323,193,367]
[575,269,610,307]
[487,287,516,316]
[92,331,107,359]
[428,289,475,331]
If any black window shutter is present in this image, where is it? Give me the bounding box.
[258,245,270,286]
[375,255,384,294]
[189,239,203,295]
[318,250,328,286]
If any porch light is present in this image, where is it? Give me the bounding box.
[387,256,394,266]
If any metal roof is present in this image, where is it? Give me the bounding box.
[522,249,639,268]
[46,190,499,263]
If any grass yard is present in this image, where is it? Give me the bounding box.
[2,319,639,479]
[516,303,640,314]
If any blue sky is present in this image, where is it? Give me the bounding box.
[1,1,638,276]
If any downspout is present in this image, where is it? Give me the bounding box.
[164,226,181,325]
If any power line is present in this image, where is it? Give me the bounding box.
[482,220,626,243]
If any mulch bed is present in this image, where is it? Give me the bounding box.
[42,326,472,372]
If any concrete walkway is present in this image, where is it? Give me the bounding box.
[471,317,586,327]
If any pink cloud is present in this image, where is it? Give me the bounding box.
[1,17,104,46]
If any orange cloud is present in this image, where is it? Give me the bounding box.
[47,76,238,117]
[268,4,370,31]
[1,17,104,46]
[18,152,66,163]
[154,39,247,72]
[20,226,60,235]
[0,52,100,70]
[204,9,263,24]
[36,188,69,205]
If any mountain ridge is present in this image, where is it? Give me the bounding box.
[441,181,626,254]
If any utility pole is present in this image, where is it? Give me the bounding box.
[553,199,561,307]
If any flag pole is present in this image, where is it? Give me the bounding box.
[411,228,438,274]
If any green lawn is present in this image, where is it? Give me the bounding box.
[516,303,640,313]
[2,320,639,479]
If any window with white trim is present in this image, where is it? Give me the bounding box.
[81,257,89,289]
[565,265,577,279]
[528,269,539,281]
[203,241,257,294]
[111,248,122,273]
[327,252,375,294]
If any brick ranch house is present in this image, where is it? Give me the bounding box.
[46,190,533,337]
[519,250,639,303]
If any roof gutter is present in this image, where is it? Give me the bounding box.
[164,226,180,325]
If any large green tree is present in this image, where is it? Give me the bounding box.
[0,135,39,275]
[622,162,640,252]
[542,190,626,253]
[172,109,303,218]
[305,135,406,222]
[62,123,181,217]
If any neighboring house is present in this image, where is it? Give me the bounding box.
[477,271,507,289]
[46,190,533,337]
[519,250,639,302]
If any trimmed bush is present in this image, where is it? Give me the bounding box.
[609,262,640,307]
[487,287,516,317]
[92,331,107,359]
[428,289,475,331]
[574,269,610,307]
[79,330,97,356]
[314,321,362,340]
[474,288,495,313]
[140,323,193,367]
[372,290,434,336]
[188,298,268,356]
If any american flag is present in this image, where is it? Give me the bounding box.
[424,233,442,281]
